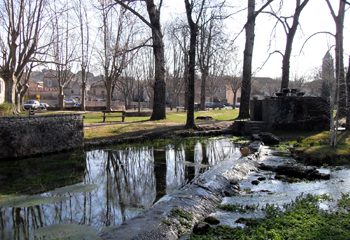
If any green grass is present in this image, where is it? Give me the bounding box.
[83,109,238,140]
[83,109,238,124]
[191,194,350,240]
[273,130,350,165]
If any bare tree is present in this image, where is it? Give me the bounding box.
[114,0,166,120]
[226,75,241,109]
[0,0,46,105]
[167,20,189,109]
[74,0,91,111]
[238,0,274,119]
[184,0,206,129]
[266,0,309,90]
[197,1,226,110]
[118,67,135,110]
[166,21,188,109]
[51,0,77,110]
[97,1,138,111]
[16,63,35,109]
[325,0,346,147]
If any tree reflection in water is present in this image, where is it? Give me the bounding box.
[0,137,239,239]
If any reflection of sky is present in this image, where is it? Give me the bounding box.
[0,137,239,239]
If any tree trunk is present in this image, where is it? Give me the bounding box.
[238,0,255,119]
[280,35,294,90]
[19,85,28,111]
[81,69,86,111]
[147,1,166,120]
[233,90,237,110]
[184,51,189,111]
[106,81,112,111]
[280,0,309,90]
[186,29,196,128]
[200,69,208,110]
[346,55,350,128]
[3,74,17,104]
[184,0,198,129]
[335,21,346,117]
[58,86,64,110]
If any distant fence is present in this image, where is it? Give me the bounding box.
[0,114,83,159]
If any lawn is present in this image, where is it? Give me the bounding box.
[83,109,239,140]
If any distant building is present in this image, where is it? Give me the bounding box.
[0,78,4,104]
[225,77,277,105]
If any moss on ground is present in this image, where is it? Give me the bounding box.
[191,194,350,240]
[275,131,350,166]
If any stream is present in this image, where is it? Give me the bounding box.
[0,137,240,240]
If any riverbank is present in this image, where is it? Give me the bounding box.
[99,135,350,240]
[190,146,350,240]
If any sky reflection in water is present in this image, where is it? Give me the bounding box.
[0,137,240,239]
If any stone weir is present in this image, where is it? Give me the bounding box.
[0,114,83,159]
[100,142,263,240]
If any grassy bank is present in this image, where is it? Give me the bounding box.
[191,194,350,240]
[275,130,350,165]
[83,109,238,140]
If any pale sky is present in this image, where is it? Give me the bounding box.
[162,1,350,80]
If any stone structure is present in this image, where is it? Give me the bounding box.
[0,114,83,159]
[250,95,330,131]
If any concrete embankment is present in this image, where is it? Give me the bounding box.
[100,143,262,240]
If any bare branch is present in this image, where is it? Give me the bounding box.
[254,50,284,75]
[299,31,335,54]
[325,0,337,21]
[114,0,153,29]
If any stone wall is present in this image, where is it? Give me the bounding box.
[251,96,330,131]
[0,114,83,159]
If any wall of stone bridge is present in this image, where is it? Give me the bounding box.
[0,114,83,159]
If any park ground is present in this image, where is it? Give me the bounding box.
[3,107,350,239]
[81,108,350,239]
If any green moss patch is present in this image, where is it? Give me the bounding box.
[191,194,350,240]
[275,131,350,166]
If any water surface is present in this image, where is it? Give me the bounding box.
[0,137,240,239]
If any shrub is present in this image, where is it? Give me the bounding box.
[0,102,14,116]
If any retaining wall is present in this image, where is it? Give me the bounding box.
[0,114,83,159]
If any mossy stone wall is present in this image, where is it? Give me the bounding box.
[0,114,83,159]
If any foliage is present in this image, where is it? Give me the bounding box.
[219,204,258,213]
[338,193,350,211]
[191,194,350,240]
[0,102,14,116]
[170,208,193,222]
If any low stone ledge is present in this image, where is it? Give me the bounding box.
[0,114,83,159]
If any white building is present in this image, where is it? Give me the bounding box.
[0,78,4,104]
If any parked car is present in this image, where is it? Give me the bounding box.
[39,102,49,110]
[64,98,80,107]
[23,100,40,110]
[205,102,225,109]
